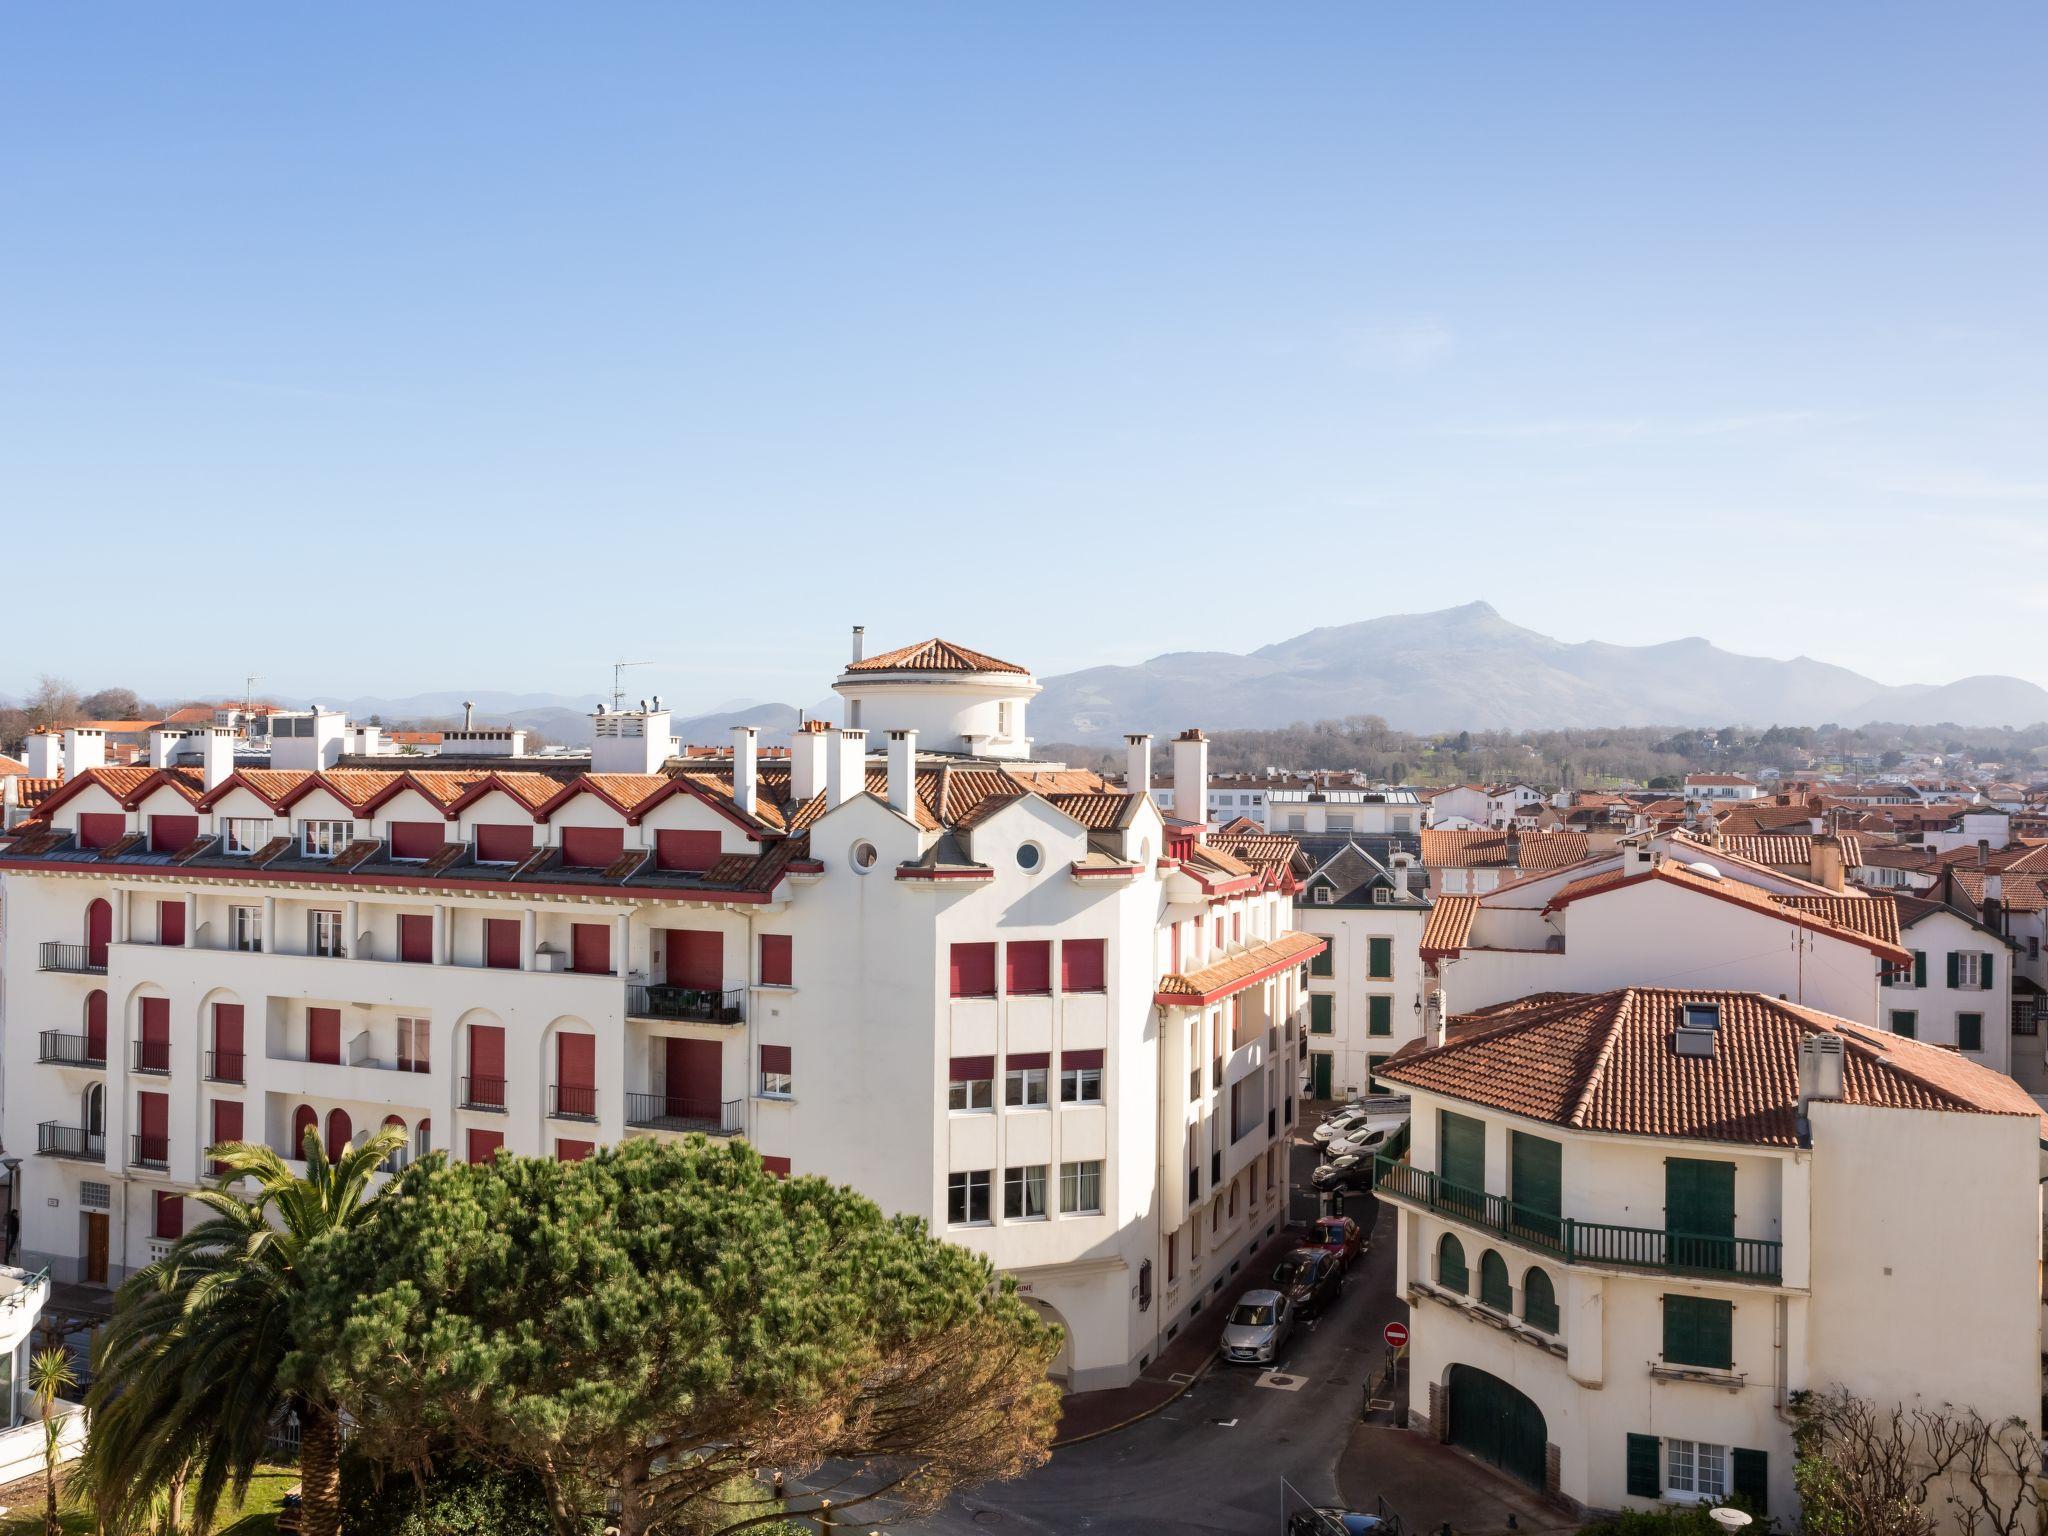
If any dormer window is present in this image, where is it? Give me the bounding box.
[301,820,354,859]
[1314,886,1333,905]
[222,818,269,857]
[1372,887,1391,905]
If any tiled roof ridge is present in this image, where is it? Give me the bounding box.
[1564,988,1632,1131]
[843,637,1029,675]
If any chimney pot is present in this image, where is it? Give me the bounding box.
[826,728,867,810]
[1171,729,1210,838]
[851,625,866,665]
[198,727,237,791]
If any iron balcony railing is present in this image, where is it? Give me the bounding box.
[38,1032,106,1068]
[37,1123,105,1161]
[132,1039,172,1076]
[207,1050,245,1084]
[130,1134,170,1171]
[1373,1155,1783,1284]
[623,1092,741,1135]
[461,1076,507,1112]
[550,1084,598,1121]
[626,984,745,1026]
[39,942,106,975]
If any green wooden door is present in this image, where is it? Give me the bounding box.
[1440,1111,1486,1218]
[1510,1131,1563,1242]
[1666,1158,1736,1271]
[1309,1052,1333,1099]
[1447,1365,1547,1489]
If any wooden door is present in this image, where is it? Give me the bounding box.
[663,1037,721,1118]
[84,1213,109,1285]
[1309,1052,1333,1100]
[85,990,108,1063]
[556,1032,596,1119]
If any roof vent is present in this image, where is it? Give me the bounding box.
[1799,1033,1847,1105]
[1675,1000,1720,1057]
[1686,860,1723,881]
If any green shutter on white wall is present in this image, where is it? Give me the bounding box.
[1914,950,1927,987]
[1982,952,1994,989]
[1947,951,1961,988]
[1626,1433,1662,1498]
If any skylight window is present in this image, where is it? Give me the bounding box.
[1679,1001,1721,1033]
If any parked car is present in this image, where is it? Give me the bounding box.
[1312,1106,1372,1143]
[1309,1214,1364,1268]
[1272,1247,1344,1317]
[1310,1153,1374,1193]
[1285,1510,1387,1535]
[1325,1125,1392,1161]
[1218,1288,1295,1365]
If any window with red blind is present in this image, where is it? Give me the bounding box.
[949,942,997,998]
[150,815,199,853]
[1061,938,1107,992]
[759,933,793,987]
[1005,940,1052,995]
[760,1043,792,1095]
[1214,918,1224,947]
[466,1128,505,1163]
[656,829,721,872]
[291,1103,317,1155]
[388,820,445,860]
[308,1007,342,1065]
[761,1154,792,1178]
[484,917,521,970]
[78,813,126,849]
[138,997,170,1073]
[1233,910,1242,942]
[398,913,433,964]
[473,823,533,864]
[153,1191,183,1241]
[560,826,624,869]
[557,1139,596,1162]
[210,1099,244,1172]
[571,922,611,975]
[158,900,185,947]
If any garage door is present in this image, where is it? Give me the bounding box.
[1447,1364,1547,1490]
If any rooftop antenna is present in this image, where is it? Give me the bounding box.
[244,673,259,715]
[611,659,653,712]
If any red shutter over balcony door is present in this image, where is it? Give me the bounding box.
[308,1007,342,1065]
[665,929,722,989]
[484,918,521,970]
[1005,941,1052,995]
[85,990,108,1060]
[469,1023,505,1081]
[571,922,611,975]
[150,815,199,853]
[213,1003,243,1056]
[137,1091,168,1140]
[560,826,624,869]
[557,1031,596,1090]
[140,996,170,1050]
[466,1129,505,1163]
[158,900,186,947]
[398,914,433,964]
[388,820,445,860]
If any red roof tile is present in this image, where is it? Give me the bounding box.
[843,638,1029,675]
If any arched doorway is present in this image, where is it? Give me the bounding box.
[85,899,112,968]
[1022,1298,1073,1387]
[325,1108,354,1163]
[1446,1364,1547,1490]
[291,1104,317,1159]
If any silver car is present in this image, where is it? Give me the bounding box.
[1218,1288,1294,1365]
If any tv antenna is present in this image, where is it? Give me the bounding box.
[244,673,260,714]
[610,660,654,711]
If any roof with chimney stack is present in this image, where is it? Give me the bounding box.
[1377,987,2048,1143]
[842,638,1029,675]
[1538,858,1907,961]
[1420,827,1589,871]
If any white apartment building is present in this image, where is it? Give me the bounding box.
[1377,987,2045,1527]
[1291,844,1432,1100]
[0,637,1319,1392]
[1266,788,1424,838]
[1681,774,1763,803]
[1885,894,2020,1080]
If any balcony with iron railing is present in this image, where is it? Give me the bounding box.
[623,1092,741,1136]
[38,1032,106,1069]
[38,942,106,976]
[132,1039,172,1076]
[207,1050,245,1084]
[36,1122,105,1161]
[461,1076,507,1113]
[130,1133,170,1171]
[550,1084,598,1122]
[1373,1154,1783,1285]
[626,984,745,1026]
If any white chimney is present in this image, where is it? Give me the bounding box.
[791,720,831,802]
[462,700,476,730]
[1172,729,1209,838]
[827,728,868,809]
[1392,850,1413,900]
[731,725,759,817]
[1426,984,1448,1048]
[62,728,106,776]
[270,709,349,772]
[148,728,188,768]
[24,730,60,778]
[886,729,918,816]
[1125,733,1152,798]
[198,728,237,790]
[591,703,672,775]
[1798,1033,1847,1121]
[851,624,866,665]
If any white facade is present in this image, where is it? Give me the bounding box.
[1295,851,1430,1099]
[1267,789,1423,838]
[1882,905,2015,1075]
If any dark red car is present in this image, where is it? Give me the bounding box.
[1310,1214,1364,1269]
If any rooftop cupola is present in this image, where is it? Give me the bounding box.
[830,630,1040,761]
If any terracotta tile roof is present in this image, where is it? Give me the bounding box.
[1156,930,1326,1004]
[1378,987,2048,1145]
[843,638,1029,675]
[1208,830,1307,881]
[1542,860,1906,961]
[1420,828,1589,871]
[1711,833,1864,870]
[0,754,26,777]
[1951,868,2048,913]
[1420,895,1478,958]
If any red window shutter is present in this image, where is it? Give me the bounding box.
[213,1003,244,1056]
[1006,1051,1051,1071]
[949,942,997,998]
[325,1108,353,1162]
[557,1032,596,1090]
[150,815,199,853]
[466,1129,504,1164]
[153,1191,184,1241]
[85,990,108,1059]
[291,1103,318,1154]
[157,899,185,947]
[1006,940,1052,995]
[761,1154,792,1179]
[137,1091,168,1139]
[557,1138,596,1162]
[571,922,611,975]
[140,995,170,1050]
[474,823,533,863]
[308,1007,341,1065]
[1061,939,1106,992]
[1061,1048,1105,1071]
[78,813,126,849]
[656,829,722,872]
[665,928,722,988]
[469,1022,505,1079]
[484,918,522,970]
[760,1043,792,1075]
[398,914,433,964]
[210,1099,244,1172]
[560,826,624,869]
[389,820,445,860]
[949,1055,995,1081]
[759,933,793,987]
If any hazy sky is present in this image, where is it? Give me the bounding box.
[4,4,2043,712]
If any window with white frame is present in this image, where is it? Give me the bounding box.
[948,1075,993,1112]
[309,910,344,958]
[1060,1159,1103,1215]
[947,1170,991,1225]
[230,905,263,952]
[1005,1066,1048,1108]
[1956,951,1983,987]
[1372,887,1391,904]
[300,820,354,858]
[1665,1439,1728,1500]
[1060,1064,1103,1103]
[222,818,270,856]
[1003,1164,1047,1220]
[397,1017,431,1073]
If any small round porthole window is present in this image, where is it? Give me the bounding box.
[851,840,879,872]
[1017,842,1043,872]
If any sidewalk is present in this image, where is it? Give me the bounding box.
[1337,1424,1582,1535]
[1053,1226,1299,1444]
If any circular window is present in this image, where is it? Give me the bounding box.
[1017,842,1043,872]
[851,840,879,873]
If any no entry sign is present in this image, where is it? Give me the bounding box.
[1383,1321,1409,1350]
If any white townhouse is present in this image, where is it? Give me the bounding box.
[1375,987,2046,1528]
[0,636,1320,1392]
[1681,774,1763,803]
[1419,827,1592,897]
[1883,894,2017,1078]
[1266,788,1425,839]
[1290,844,1432,1100]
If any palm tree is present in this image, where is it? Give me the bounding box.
[82,1122,406,1536]
[28,1346,77,1536]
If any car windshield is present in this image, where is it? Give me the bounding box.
[1317,1221,1346,1243]
[1230,1302,1275,1327]
[1273,1255,1311,1285]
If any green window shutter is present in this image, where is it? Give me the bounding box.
[1510,1131,1563,1240]
[1523,1266,1559,1332]
[1732,1447,1768,1516]
[1982,952,1994,990]
[1914,950,1927,987]
[1368,936,1393,979]
[1367,1053,1390,1093]
[1665,1159,1735,1271]
[1890,1010,1917,1039]
[1440,1111,1486,1196]
[1368,995,1392,1036]
[1880,962,1893,989]
[1958,1013,1983,1051]
[1438,1233,1467,1292]
[1310,947,1334,978]
[1947,951,1960,988]
[1626,1433,1662,1498]
[1479,1250,1511,1310]
[1663,1295,1734,1369]
[1309,994,1334,1035]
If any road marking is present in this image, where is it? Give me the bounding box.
[1166,1372,1197,1385]
[1211,1417,1239,1427]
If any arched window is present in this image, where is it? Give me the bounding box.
[380,1115,408,1174]
[291,1104,317,1159]
[83,1083,105,1137]
[84,898,112,968]
[1479,1250,1512,1312]
[1438,1232,1468,1293]
[413,1117,433,1161]
[325,1108,354,1163]
[1523,1266,1559,1333]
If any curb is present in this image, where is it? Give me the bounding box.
[1052,1353,1218,1449]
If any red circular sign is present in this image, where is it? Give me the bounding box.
[1383,1321,1410,1349]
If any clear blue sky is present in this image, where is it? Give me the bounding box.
[4,3,2043,712]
